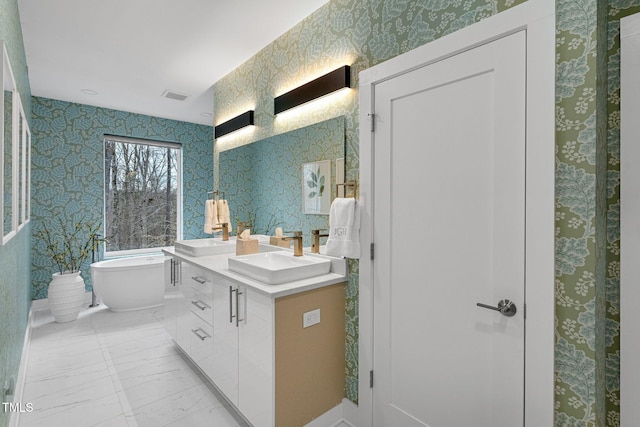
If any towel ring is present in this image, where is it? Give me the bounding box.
[336,181,358,198]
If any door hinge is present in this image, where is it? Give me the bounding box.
[368,113,375,132]
[370,243,375,260]
[370,370,374,388]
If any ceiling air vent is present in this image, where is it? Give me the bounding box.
[161,90,188,101]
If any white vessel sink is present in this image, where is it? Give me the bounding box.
[174,238,235,256]
[228,251,331,285]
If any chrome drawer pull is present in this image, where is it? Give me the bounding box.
[191,300,210,311]
[229,286,235,323]
[191,328,210,341]
[191,276,207,284]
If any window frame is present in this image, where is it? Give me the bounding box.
[103,134,183,258]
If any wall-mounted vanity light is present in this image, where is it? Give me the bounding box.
[214,110,255,138]
[274,65,351,115]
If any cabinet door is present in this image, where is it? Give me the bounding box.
[162,258,178,340]
[239,287,274,427]
[211,279,239,405]
[175,262,194,352]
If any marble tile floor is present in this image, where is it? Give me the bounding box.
[18,305,249,427]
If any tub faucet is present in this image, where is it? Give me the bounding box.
[311,229,329,254]
[283,231,303,256]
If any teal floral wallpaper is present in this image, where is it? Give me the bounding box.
[554,0,639,425]
[218,117,344,244]
[0,1,31,427]
[554,0,608,424]
[31,97,213,300]
[213,0,527,406]
[0,228,30,427]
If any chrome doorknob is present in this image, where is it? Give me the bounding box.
[476,299,517,317]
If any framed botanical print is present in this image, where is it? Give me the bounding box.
[303,160,331,214]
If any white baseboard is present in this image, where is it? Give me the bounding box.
[30,291,95,312]
[8,303,35,427]
[29,297,48,312]
[304,398,359,427]
[341,398,358,426]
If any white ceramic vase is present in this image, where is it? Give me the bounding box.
[48,271,85,323]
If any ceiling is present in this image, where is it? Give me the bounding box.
[17,0,328,126]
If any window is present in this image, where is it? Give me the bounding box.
[104,135,182,256]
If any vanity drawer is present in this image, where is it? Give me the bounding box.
[189,315,214,379]
[187,267,214,297]
[189,289,213,325]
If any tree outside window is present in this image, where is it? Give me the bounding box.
[104,136,181,255]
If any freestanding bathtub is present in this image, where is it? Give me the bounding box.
[90,255,167,312]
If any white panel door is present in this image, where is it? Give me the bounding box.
[373,31,526,426]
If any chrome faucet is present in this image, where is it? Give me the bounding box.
[283,231,303,256]
[311,229,329,254]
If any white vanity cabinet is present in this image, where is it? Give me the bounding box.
[164,251,347,427]
[167,257,273,425]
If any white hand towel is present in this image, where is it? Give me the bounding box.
[325,198,360,259]
[217,199,232,233]
[204,200,218,234]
